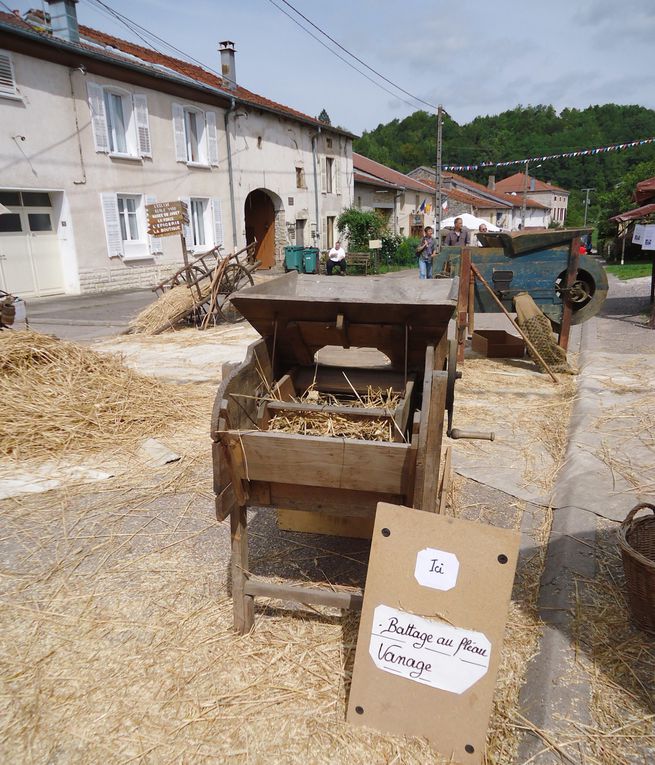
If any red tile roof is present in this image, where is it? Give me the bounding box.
[495,173,568,194]
[353,171,402,190]
[0,10,355,136]
[353,153,435,194]
[443,171,547,209]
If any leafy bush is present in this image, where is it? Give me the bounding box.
[388,236,421,266]
[336,208,387,250]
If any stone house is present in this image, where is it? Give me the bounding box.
[0,2,354,297]
[494,173,569,226]
[409,166,550,230]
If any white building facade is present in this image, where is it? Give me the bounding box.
[0,4,353,297]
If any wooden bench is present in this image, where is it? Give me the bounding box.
[346,252,377,275]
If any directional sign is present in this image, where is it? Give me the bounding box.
[146,201,189,237]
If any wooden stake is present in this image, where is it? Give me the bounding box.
[456,248,471,363]
[557,237,580,351]
[470,263,559,384]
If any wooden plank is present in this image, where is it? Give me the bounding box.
[336,312,350,348]
[393,380,414,438]
[265,400,394,419]
[412,344,435,507]
[236,431,413,494]
[293,366,411,396]
[252,481,403,517]
[437,445,453,515]
[557,237,580,351]
[285,321,314,365]
[456,248,471,363]
[419,371,448,513]
[231,505,254,634]
[272,373,296,401]
[244,579,363,610]
[277,509,374,539]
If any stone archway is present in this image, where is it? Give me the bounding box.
[244,189,284,269]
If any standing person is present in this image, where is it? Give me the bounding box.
[444,217,470,247]
[326,240,347,275]
[415,226,435,279]
[477,222,488,246]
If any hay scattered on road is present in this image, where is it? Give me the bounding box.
[0,330,201,461]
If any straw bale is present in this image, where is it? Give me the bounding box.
[129,280,212,335]
[0,330,203,461]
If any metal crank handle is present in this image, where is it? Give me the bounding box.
[449,428,495,441]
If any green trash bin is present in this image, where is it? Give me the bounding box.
[284,246,304,273]
[302,247,319,274]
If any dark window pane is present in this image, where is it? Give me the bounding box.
[0,214,22,232]
[28,213,52,232]
[22,192,51,207]
[23,191,50,207]
[0,191,21,206]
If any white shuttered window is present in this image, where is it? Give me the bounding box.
[87,83,152,158]
[172,104,219,166]
[0,50,18,98]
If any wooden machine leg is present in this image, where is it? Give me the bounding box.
[456,248,471,362]
[230,505,254,634]
[558,237,580,351]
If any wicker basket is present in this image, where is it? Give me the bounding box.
[617,502,655,634]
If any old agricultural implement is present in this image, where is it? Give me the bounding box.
[434,228,608,330]
[131,242,259,334]
[210,272,493,633]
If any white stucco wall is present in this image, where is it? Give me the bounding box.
[0,47,353,293]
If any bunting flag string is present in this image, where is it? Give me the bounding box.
[441,137,655,172]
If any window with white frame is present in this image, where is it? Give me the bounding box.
[179,196,224,252]
[0,50,18,99]
[87,82,151,158]
[172,104,219,166]
[325,158,334,194]
[100,192,160,261]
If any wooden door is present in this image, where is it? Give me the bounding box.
[244,190,275,268]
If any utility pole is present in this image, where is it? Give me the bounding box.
[435,104,443,253]
[581,187,595,226]
[521,160,529,230]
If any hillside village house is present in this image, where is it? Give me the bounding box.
[353,153,437,237]
[408,166,551,230]
[0,1,354,297]
[494,173,569,225]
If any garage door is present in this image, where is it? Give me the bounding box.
[0,190,64,297]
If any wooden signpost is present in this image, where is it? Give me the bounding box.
[347,502,520,764]
[146,201,195,292]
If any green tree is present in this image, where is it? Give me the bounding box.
[317,109,331,125]
[336,208,387,250]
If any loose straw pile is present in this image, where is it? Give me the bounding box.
[129,280,212,335]
[267,386,400,442]
[0,330,198,461]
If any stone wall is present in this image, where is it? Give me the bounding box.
[78,261,180,293]
[274,207,287,265]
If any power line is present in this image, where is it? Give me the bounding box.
[264,0,427,112]
[273,0,437,110]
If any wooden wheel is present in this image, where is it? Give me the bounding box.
[217,263,255,323]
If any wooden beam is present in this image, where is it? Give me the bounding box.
[558,237,581,351]
[456,249,471,363]
[244,579,363,611]
[231,506,254,634]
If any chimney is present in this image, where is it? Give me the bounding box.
[46,0,80,44]
[219,41,237,90]
[488,174,495,190]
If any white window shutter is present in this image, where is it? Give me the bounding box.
[146,195,162,254]
[321,158,327,195]
[206,111,219,166]
[133,94,152,158]
[179,196,191,242]
[0,51,17,97]
[211,198,224,248]
[335,159,341,195]
[100,193,124,258]
[87,82,109,153]
[172,103,187,162]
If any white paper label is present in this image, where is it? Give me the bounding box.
[642,224,655,251]
[414,547,459,591]
[369,604,491,694]
[632,224,645,245]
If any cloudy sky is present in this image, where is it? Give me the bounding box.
[12,0,654,135]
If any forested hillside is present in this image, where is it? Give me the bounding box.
[354,104,655,205]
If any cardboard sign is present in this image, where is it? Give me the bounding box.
[368,239,382,249]
[347,503,520,764]
[642,224,655,251]
[146,201,189,237]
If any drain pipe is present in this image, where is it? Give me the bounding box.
[224,98,238,249]
[311,126,322,247]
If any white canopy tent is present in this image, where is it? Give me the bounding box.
[439,213,500,231]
